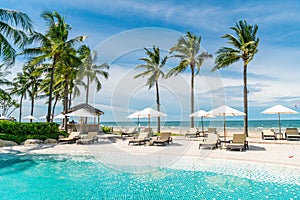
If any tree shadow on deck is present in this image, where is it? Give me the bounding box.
[248,145,266,151]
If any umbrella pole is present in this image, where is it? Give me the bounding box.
[148,114,150,133]
[201,116,204,134]
[224,114,226,141]
[278,113,281,133]
[138,117,140,133]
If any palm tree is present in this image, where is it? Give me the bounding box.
[10,72,27,122]
[0,70,11,94]
[0,8,32,67]
[0,70,16,117]
[23,65,42,122]
[212,20,259,136]
[23,11,86,122]
[12,65,42,122]
[167,32,212,128]
[134,46,167,133]
[0,91,19,117]
[69,76,85,109]
[77,45,109,105]
[59,46,83,130]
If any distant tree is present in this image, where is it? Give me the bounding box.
[167,32,212,128]
[16,65,42,122]
[0,91,19,117]
[77,45,109,105]
[134,46,167,133]
[11,72,27,122]
[0,69,10,93]
[69,76,86,109]
[212,20,259,136]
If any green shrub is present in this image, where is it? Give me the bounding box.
[102,126,112,133]
[0,121,67,144]
[0,133,25,144]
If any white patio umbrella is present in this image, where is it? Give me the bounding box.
[24,115,38,121]
[127,107,167,131]
[0,116,10,120]
[54,113,65,119]
[208,105,245,141]
[127,110,142,126]
[189,110,214,133]
[39,115,46,119]
[261,105,298,133]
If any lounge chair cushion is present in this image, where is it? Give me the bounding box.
[207,128,217,133]
[203,128,217,137]
[152,132,172,146]
[199,133,219,149]
[185,128,199,138]
[77,132,98,145]
[226,134,248,151]
[122,127,138,137]
[59,132,80,143]
[128,131,151,146]
[285,128,300,141]
[262,129,276,140]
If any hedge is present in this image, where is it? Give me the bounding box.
[0,121,68,144]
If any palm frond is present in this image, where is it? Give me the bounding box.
[194,52,213,75]
[169,31,210,78]
[0,21,29,48]
[0,8,33,32]
[134,46,166,90]
[222,34,241,48]
[0,34,15,66]
[214,20,259,72]
[166,60,189,78]
[145,73,156,90]
[134,69,151,79]
[212,47,241,71]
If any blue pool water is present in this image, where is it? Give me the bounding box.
[0,153,299,200]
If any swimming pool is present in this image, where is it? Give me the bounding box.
[0,153,299,200]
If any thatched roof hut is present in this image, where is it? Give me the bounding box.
[66,103,104,116]
[64,103,104,134]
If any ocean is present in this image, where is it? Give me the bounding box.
[101,119,300,131]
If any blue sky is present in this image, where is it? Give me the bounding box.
[2,0,300,122]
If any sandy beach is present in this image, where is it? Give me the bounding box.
[2,133,300,169]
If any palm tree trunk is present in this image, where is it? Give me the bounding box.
[69,90,72,109]
[155,80,160,133]
[19,94,23,122]
[30,93,34,123]
[86,76,90,104]
[52,95,59,119]
[190,64,195,128]
[2,102,6,116]
[64,78,69,132]
[47,55,57,122]
[85,76,90,124]
[243,62,248,136]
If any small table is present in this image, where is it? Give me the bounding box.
[218,139,231,149]
[275,132,283,140]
